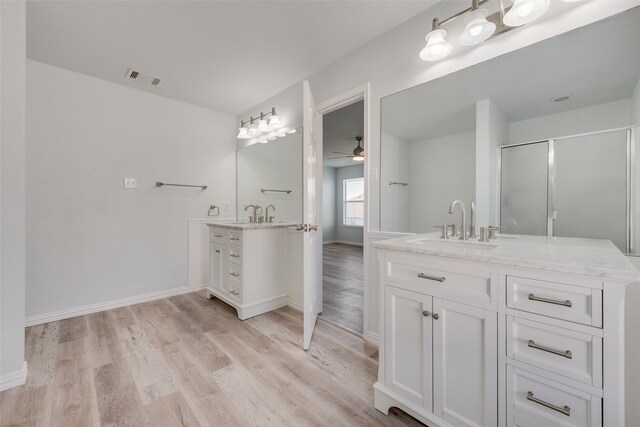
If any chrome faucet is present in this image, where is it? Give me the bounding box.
[469,201,476,238]
[448,200,467,241]
[244,204,262,223]
[265,204,276,223]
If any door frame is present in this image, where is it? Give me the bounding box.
[316,82,372,341]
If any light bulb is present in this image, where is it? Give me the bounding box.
[419,29,451,62]
[257,119,269,132]
[268,114,282,129]
[459,9,496,46]
[248,123,260,135]
[236,127,250,139]
[503,0,550,27]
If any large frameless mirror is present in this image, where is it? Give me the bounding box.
[236,127,303,224]
[380,7,640,254]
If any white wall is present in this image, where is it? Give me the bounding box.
[237,132,302,223]
[477,99,508,227]
[0,0,27,388]
[335,164,364,245]
[409,131,476,233]
[380,132,410,232]
[26,60,236,318]
[509,98,633,145]
[323,166,336,242]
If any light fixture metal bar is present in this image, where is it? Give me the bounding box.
[439,0,490,26]
[240,107,278,128]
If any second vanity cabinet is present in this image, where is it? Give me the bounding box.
[374,237,637,427]
[207,225,288,319]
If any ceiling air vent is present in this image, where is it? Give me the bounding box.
[126,67,162,87]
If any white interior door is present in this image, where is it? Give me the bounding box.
[302,80,323,350]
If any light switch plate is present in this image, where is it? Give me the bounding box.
[223,202,230,211]
[124,178,137,189]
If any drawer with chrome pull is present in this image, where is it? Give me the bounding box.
[228,232,242,245]
[383,252,494,304]
[506,315,602,387]
[507,366,602,427]
[229,247,242,265]
[209,227,228,243]
[507,276,602,327]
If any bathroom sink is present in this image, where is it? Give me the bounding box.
[407,236,498,249]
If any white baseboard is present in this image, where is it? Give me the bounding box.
[25,285,208,327]
[0,361,28,392]
[287,300,303,311]
[324,240,364,247]
[365,331,379,345]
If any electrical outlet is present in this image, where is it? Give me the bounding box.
[124,178,137,189]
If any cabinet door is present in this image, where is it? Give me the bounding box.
[385,286,433,410]
[433,298,497,427]
[209,243,227,292]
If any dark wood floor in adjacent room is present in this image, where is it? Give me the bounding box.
[0,291,424,426]
[322,243,364,335]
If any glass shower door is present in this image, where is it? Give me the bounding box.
[553,129,629,252]
[500,142,549,236]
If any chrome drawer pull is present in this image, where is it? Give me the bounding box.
[213,234,223,238]
[230,237,240,241]
[417,273,446,282]
[230,254,240,258]
[215,250,221,254]
[230,272,240,278]
[528,293,572,307]
[528,340,572,359]
[527,391,570,416]
[230,290,239,296]
[422,310,430,317]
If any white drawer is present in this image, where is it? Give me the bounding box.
[228,264,241,282]
[507,366,602,427]
[228,232,242,245]
[229,246,242,265]
[384,254,494,304]
[209,227,227,243]
[507,276,602,327]
[507,315,602,387]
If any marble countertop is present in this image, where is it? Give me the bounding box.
[206,220,298,230]
[375,232,640,282]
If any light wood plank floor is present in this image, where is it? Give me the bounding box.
[322,243,364,334]
[0,292,424,426]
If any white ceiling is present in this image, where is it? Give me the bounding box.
[323,101,364,168]
[26,0,437,115]
[382,7,640,143]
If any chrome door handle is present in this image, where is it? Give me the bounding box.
[230,290,239,296]
[526,392,570,416]
[230,272,239,278]
[528,340,572,359]
[528,294,572,307]
[418,273,446,282]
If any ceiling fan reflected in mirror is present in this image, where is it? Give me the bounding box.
[329,136,365,162]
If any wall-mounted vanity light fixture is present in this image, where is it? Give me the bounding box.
[420,0,581,61]
[237,107,284,139]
